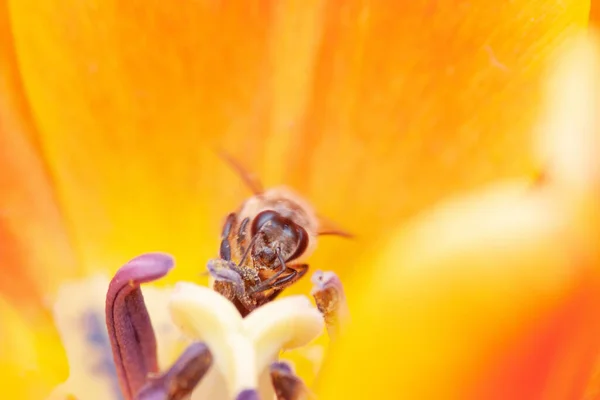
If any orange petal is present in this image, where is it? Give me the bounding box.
[4,1,590,296]
[1,2,77,396]
[592,1,600,25]
[6,0,281,284]
[317,30,600,399]
[0,0,78,307]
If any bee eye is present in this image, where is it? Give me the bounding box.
[251,210,281,236]
[251,210,309,262]
[287,225,308,262]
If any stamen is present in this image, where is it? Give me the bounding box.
[135,342,213,400]
[311,270,350,340]
[207,258,244,288]
[169,283,324,397]
[270,362,311,400]
[235,389,261,400]
[105,252,175,400]
[207,258,256,314]
[243,295,325,372]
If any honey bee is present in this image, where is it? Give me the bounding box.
[207,152,350,316]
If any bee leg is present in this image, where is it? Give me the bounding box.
[252,264,309,297]
[262,288,285,303]
[271,264,308,290]
[244,269,300,308]
[207,259,247,305]
[208,259,258,316]
[290,264,309,279]
[248,247,290,294]
[219,213,237,260]
[222,285,258,318]
[236,217,251,256]
[256,264,308,305]
[212,280,237,305]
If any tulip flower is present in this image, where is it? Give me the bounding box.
[99,251,338,399]
[0,1,597,399]
[318,29,600,399]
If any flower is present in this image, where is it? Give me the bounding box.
[101,252,326,399]
[317,30,600,399]
[0,1,596,399]
[46,249,348,399]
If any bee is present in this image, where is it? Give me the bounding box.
[207,152,350,316]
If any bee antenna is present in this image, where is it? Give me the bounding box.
[316,213,354,239]
[215,148,264,195]
[237,231,261,267]
[317,229,355,239]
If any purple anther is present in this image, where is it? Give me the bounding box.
[105,253,175,400]
[135,342,213,400]
[270,361,293,375]
[270,361,310,400]
[236,389,261,400]
[207,258,244,287]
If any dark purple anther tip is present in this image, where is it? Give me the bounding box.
[207,258,243,286]
[116,252,175,283]
[236,389,260,400]
[270,361,310,400]
[136,342,213,400]
[270,361,293,374]
[106,252,175,400]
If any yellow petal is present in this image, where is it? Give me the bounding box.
[318,30,600,400]
[0,297,68,399]
[323,182,600,398]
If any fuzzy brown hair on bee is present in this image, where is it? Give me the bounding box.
[207,151,351,317]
